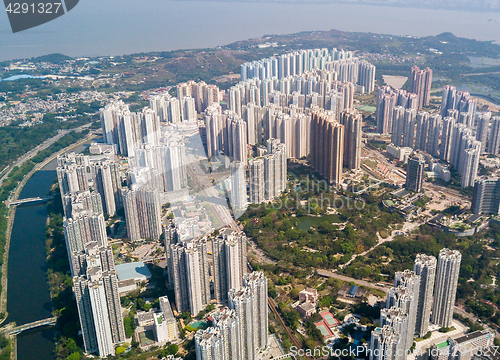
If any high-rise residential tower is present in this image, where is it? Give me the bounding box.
[409,66,433,110]
[121,187,162,241]
[489,116,500,155]
[340,110,362,170]
[212,229,248,303]
[432,249,461,328]
[471,177,500,215]
[310,111,344,186]
[405,154,425,193]
[476,112,491,154]
[413,254,437,336]
[249,158,265,204]
[72,242,126,357]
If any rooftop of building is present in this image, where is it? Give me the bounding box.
[436,340,450,349]
[298,302,316,312]
[466,214,482,223]
[454,330,492,344]
[301,287,318,294]
[115,261,152,281]
[393,188,410,198]
[159,296,175,321]
[137,310,155,324]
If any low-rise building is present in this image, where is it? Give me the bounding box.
[299,287,318,304]
[297,302,316,319]
[387,144,413,163]
[431,330,494,360]
[115,261,152,295]
[154,296,179,343]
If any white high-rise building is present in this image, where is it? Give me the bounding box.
[461,144,481,188]
[415,111,430,152]
[370,325,402,360]
[391,270,420,351]
[63,210,108,273]
[205,103,224,159]
[168,237,210,315]
[379,307,408,359]
[413,254,437,336]
[402,108,417,149]
[195,328,224,360]
[57,152,89,196]
[228,286,256,360]
[212,308,240,360]
[249,158,265,204]
[427,114,442,157]
[229,118,248,165]
[121,187,162,241]
[229,162,247,212]
[184,238,211,316]
[476,112,491,154]
[489,116,500,155]
[432,249,461,328]
[181,96,197,121]
[391,106,405,147]
[293,113,311,159]
[72,243,125,357]
[212,229,248,303]
[62,190,103,219]
[243,271,268,352]
[91,160,117,217]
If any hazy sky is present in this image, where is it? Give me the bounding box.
[1,0,500,61]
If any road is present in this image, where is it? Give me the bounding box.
[0,123,92,188]
[454,305,500,338]
[317,269,389,293]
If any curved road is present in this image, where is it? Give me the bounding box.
[0,123,92,188]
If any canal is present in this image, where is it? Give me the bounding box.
[6,143,89,360]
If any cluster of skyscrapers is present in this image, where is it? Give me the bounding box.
[370,249,462,360]
[211,49,370,192]
[376,86,419,134]
[248,139,287,204]
[231,71,357,113]
[310,109,362,186]
[240,48,375,93]
[163,219,269,360]
[409,66,433,110]
[195,272,268,360]
[380,83,500,188]
[166,224,248,315]
[57,152,126,357]
[149,81,220,123]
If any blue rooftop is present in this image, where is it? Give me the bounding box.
[115,262,152,281]
[348,285,358,296]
